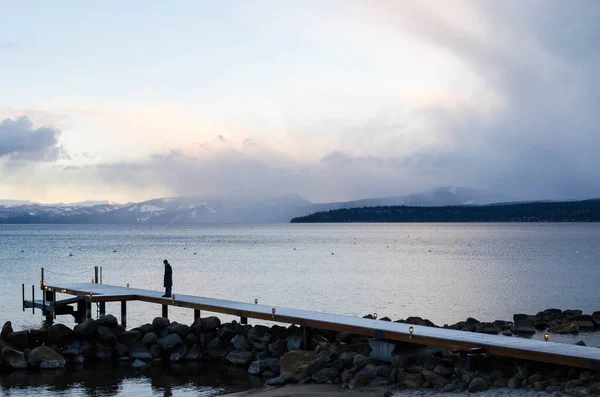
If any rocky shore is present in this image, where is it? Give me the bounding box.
[2,308,600,396]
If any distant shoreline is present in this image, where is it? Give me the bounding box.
[291,199,600,223]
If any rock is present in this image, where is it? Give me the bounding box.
[96,326,117,345]
[185,333,198,347]
[192,316,221,333]
[527,373,544,386]
[341,369,356,383]
[474,322,501,334]
[573,321,595,331]
[117,330,141,348]
[63,340,93,358]
[494,379,508,388]
[204,347,227,359]
[231,335,251,351]
[152,317,170,333]
[546,385,563,392]
[149,344,162,359]
[507,376,522,389]
[1,321,13,340]
[114,343,129,357]
[423,369,449,388]
[534,380,551,391]
[549,323,579,334]
[47,324,74,345]
[29,329,48,345]
[382,391,394,397]
[157,334,183,352]
[502,330,513,336]
[142,332,158,346]
[170,344,187,362]
[74,318,97,337]
[280,350,317,374]
[492,320,513,330]
[370,377,389,387]
[132,359,149,369]
[136,323,153,335]
[247,325,270,342]
[97,314,119,328]
[216,326,237,341]
[572,387,591,396]
[130,342,152,360]
[564,309,583,317]
[511,314,536,335]
[353,354,368,368]
[169,324,190,338]
[2,347,28,369]
[286,335,303,351]
[268,339,287,358]
[185,344,202,361]
[339,351,358,367]
[248,358,281,375]
[7,331,30,350]
[312,367,340,383]
[469,377,489,392]
[266,374,289,386]
[95,343,113,360]
[434,365,453,377]
[575,340,587,346]
[398,372,424,388]
[442,383,459,392]
[405,316,436,327]
[590,383,600,393]
[226,350,254,365]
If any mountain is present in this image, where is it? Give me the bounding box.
[0,187,511,224]
[308,186,508,213]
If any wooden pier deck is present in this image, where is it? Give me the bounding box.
[36,282,600,370]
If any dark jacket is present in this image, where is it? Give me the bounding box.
[164,263,173,287]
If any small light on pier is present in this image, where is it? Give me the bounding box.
[62,289,66,293]
[272,308,276,318]
[91,278,94,283]
[409,326,414,339]
[373,313,378,319]
[126,283,130,288]
[544,333,549,342]
[254,298,258,304]
[44,286,48,291]
[172,294,176,303]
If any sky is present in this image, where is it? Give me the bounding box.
[1,1,599,204]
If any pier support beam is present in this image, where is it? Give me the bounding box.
[99,302,106,317]
[241,316,248,325]
[302,326,311,350]
[121,301,127,328]
[194,309,201,320]
[45,290,55,322]
[162,304,168,319]
[85,301,92,319]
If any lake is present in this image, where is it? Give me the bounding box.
[1,223,600,395]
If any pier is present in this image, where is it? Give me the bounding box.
[22,269,600,371]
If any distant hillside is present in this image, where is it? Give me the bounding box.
[290,199,600,223]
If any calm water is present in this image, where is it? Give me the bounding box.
[1,223,600,395]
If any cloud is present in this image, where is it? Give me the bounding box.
[0,116,69,161]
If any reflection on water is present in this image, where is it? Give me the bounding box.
[0,362,260,397]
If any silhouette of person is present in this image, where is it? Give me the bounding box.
[162,259,173,297]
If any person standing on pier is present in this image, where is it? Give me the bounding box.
[162,260,173,297]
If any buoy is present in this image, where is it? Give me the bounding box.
[69,253,73,257]
[113,250,117,253]
[20,250,24,253]
[194,252,197,255]
[293,248,296,250]
[331,252,334,255]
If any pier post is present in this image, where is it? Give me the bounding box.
[121,301,127,328]
[302,326,311,350]
[241,316,248,325]
[85,299,92,319]
[22,284,25,312]
[162,304,168,318]
[94,266,99,283]
[31,285,35,314]
[194,309,200,320]
[41,268,44,290]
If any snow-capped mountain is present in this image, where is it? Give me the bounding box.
[0,187,511,224]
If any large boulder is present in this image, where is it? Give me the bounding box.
[97,314,119,328]
[27,346,66,369]
[469,377,489,392]
[114,343,129,357]
[152,317,170,333]
[170,344,188,362]
[7,331,30,350]
[349,365,378,390]
[157,334,183,352]
[2,347,28,369]
[192,316,220,333]
[288,357,326,382]
[118,331,142,348]
[248,358,281,376]
[95,342,113,360]
[130,342,152,360]
[142,332,158,346]
[63,340,93,358]
[422,369,449,389]
[511,314,536,335]
[1,321,13,340]
[29,329,48,345]
[216,326,237,341]
[247,325,270,342]
[96,326,117,345]
[47,324,74,345]
[74,318,97,338]
[313,367,340,383]
[185,344,203,361]
[398,372,424,389]
[287,335,303,351]
[548,323,579,334]
[169,324,191,338]
[268,338,287,358]
[226,350,254,365]
[231,335,251,351]
[474,322,501,334]
[280,350,318,374]
[404,317,437,327]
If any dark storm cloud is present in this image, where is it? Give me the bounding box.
[0,116,69,161]
[360,0,600,200]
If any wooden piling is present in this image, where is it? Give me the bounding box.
[22,284,25,312]
[194,309,200,320]
[162,304,168,318]
[31,285,35,314]
[121,301,127,328]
